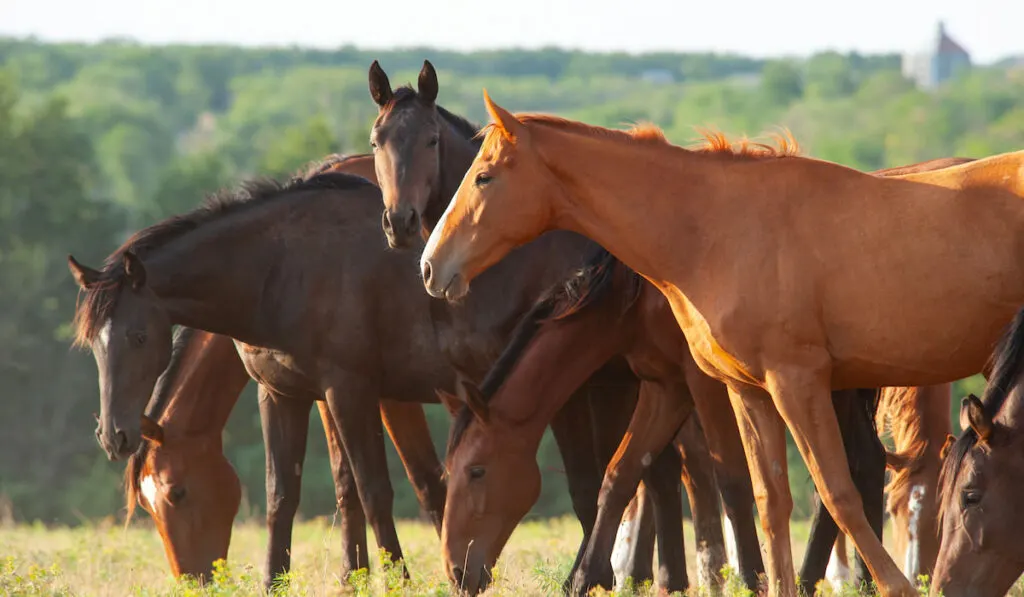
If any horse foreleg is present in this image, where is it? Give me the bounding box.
[317,401,368,583]
[380,401,446,536]
[259,386,313,591]
[766,363,913,597]
[676,412,727,591]
[642,438,688,592]
[323,374,407,577]
[570,379,692,596]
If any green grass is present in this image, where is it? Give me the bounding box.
[0,516,1015,596]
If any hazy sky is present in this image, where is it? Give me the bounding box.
[2,0,1020,64]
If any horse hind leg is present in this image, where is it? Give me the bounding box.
[318,401,368,583]
[610,485,656,590]
[676,412,727,592]
[379,401,446,536]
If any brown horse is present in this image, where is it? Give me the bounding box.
[419,96,1024,596]
[70,171,462,578]
[367,60,671,590]
[933,307,1024,597]
[124,326,447,588]
[877,383,952,582]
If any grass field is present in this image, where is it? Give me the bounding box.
[0,515,1015,596]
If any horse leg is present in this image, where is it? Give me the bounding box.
[765,364,912,597]
[641,439,688,592]
[323,374,407,576]
[675,412,728,591]
[258,386,312,591]
[551,388,605,593]
[726,383,795,597]
[591,380,657,589]
[611,486,656,590]
[848,388,886,587]
[570,379,692,596]
[800,488,840,595]
[379,400,446,536]
[687,370,764,589]
[317,401,368,582]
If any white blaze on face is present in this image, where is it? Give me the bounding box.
[903,484,926,581]
[140,475,158,511]
[98,319,112,349]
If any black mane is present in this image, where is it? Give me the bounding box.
[72,162,374,346]
[445,246,642,459]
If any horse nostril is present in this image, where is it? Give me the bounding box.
[421,260,433,286]
[113,430,128,453]
[381,210,394,235]
[403,209,418,233]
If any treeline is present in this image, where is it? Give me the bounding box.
[0,38,1018,525]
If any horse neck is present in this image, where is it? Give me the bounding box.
[531,126,715,286]
[424,115,479,233]
[146,202,293,345]
[158,331,250,440]
[489,301,632,448]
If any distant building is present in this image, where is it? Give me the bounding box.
[902,21,971,90]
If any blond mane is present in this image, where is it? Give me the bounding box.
[478,113,800,162]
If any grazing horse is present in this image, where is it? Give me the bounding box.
[418,95,1024,596]
[877,383,953,582]
[71,171,460,577]
[367,59,672,590]
[933,307,1024,597]
[123,327,447,588]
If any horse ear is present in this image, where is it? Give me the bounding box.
[940,433,956,460]
[483,89,528,144]
[418,60,438,104]
[961,394,993,442]
[368,60,394,107]
[68,255,101,289]
[459,379,490,423]
[140,414,164,445]
[435,389,462,416]
[123,251,146,289]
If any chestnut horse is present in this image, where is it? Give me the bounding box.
[367,59,673,590]
[124,326,447,588]
[933,307,1024,597]
[419,95,1024,596]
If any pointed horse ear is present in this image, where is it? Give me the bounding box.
[140,414,164,445]
[369,60,394,107]
[68,255,101,289]
[418,60,438,104]
[960,394,994,443]
[435,389,462,417]
[459,379,490,423]
[483,89,528,144]
[123,251,146,290]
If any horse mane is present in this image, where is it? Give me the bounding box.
[479,113,800,161]
[877,386,930,513]
[72,166,375,347]
[123,326,197,525]
[445,246,642,460]
[939,306,1024,522]
[300,153,372,178]
[379,85,481,142]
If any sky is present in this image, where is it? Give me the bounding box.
[1,0,1021,64]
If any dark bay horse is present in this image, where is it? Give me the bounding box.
[933,307,1024,597]
[124,326,447,588]
[419,98,1024,596]
[368,59,676,590]
[70,171,460,577]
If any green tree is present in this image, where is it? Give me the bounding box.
[761,60,804,106]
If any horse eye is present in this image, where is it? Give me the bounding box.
[370,140,378,150]
[961,489,982,509]
[132,331,147,346]
[468,466,486,480]
[427,136,439,148]
[474,173,492,186]
[168,485,187,505]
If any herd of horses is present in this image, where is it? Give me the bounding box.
[64,60,1024,597]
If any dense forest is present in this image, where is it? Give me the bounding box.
[1,37,1020,526]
